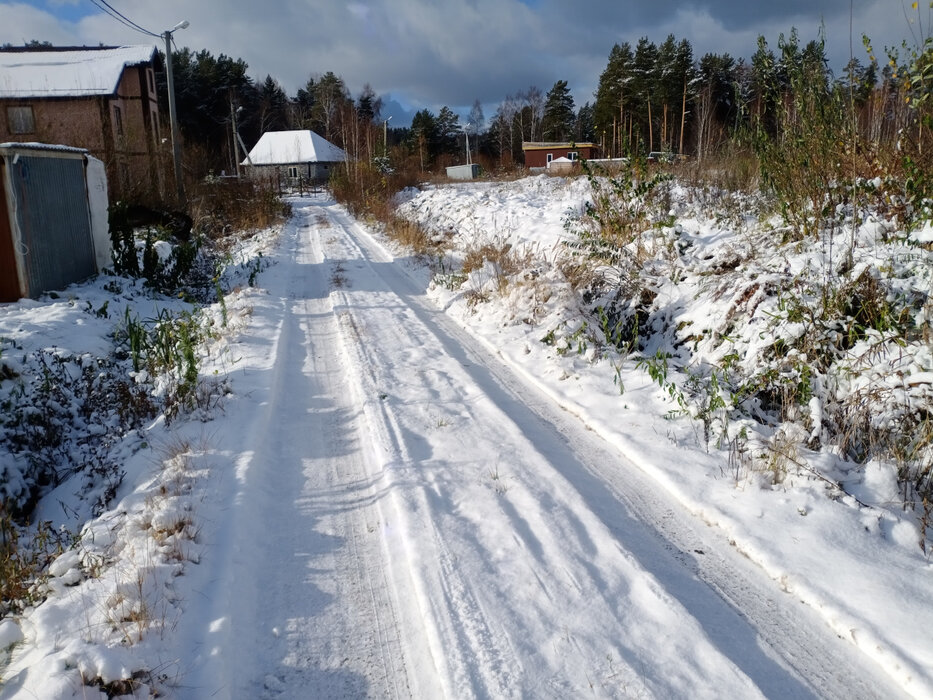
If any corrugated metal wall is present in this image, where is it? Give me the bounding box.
[7,154,96,298]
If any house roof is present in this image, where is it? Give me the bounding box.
[522,142,597,151]
[0,45,157,99]
[243,130,348,166]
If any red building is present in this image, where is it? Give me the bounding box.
[522,141,599,169]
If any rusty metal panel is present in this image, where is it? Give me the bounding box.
[7,153,96,298]
[0,159,23,302]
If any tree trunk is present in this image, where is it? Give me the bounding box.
[680,79,687,155]
[647,97,653,152]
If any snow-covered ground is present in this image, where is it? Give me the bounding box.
[0,177,930,699]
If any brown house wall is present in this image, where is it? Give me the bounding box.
[523,145,597,169]
[0,61,164,203]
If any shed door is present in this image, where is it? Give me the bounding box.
[0,160,21,302]
[8,155,95,298]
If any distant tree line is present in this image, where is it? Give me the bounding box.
[482,30,893,165]
[139,22,929,183]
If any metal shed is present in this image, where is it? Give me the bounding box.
[0,142,110,302]
[445,164,482,181]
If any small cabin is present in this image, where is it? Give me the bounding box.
[242,130,348,186]
[522,142,598,169]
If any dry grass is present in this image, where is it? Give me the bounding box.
[189,178,292,241]
[384,216,446,257]
[678,148,761,193]
[0,507,73,619]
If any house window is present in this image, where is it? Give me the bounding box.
[113,105,124,136]
[546,153,553,163]
[568,151,579,161]
[7,106,35,134]
[146,68,155,96]
[287,166,299,178]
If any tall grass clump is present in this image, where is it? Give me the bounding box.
[752,30,858,241]
[562,158,671,351]
[0,507,75,619]
[189,176,292,242]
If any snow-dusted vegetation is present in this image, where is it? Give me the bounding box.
[398,169,933,541]
[391,169,933,694]
[0,182,282,697]
[3,13,933,698]
[0,172,930,696]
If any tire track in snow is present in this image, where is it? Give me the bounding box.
[180,205,412,699]
[315,197,909,700]
[333,299,515,699]
[317,202,762,698]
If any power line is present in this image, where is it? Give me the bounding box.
[87,0,161,39]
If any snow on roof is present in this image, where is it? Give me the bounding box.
[522,141,597,150]
[243,130,348,166]
[0,142,88,155]
[0,46,157,98]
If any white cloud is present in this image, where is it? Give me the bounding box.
[0,0,919,115]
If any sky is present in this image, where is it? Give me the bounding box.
[0,0,928,125]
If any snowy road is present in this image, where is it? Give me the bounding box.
[182,197,907,699]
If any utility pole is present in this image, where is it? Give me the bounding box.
[164,20,189,209]
[231,97,241,178]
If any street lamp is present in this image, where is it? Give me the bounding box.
[383,115,392,156]
[164,20,189,209]
[460,124,471,166]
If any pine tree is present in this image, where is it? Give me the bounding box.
[594,42,634,156]
[295,77,316,129]
[695,52,738,160]
[160,47,257,173]
[410,109,438,170]
[357,83,382,123]
[257,75,290,134]
[436,106,461,156]
[632,37,660,152]
[575,102,595,142]
[541,80,575,141]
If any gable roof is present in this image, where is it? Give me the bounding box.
[243,130,347,166]
[0,45,157,99]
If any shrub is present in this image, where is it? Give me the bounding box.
[564,158,671,288]
[0,508,74,618]
[753,31,853,240]
[189,177,291,240]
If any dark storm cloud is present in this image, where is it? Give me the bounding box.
[0,0,918,121]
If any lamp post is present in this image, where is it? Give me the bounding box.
[461,124,471,166]
[383,116,392,156]
[164,20,189,209]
